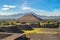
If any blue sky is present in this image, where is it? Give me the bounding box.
[0,0,60,16]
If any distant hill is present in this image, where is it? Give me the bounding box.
[0,12,60,20]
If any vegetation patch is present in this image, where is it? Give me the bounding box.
[23,28,59,34]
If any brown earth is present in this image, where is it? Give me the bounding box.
[26,33,60,40]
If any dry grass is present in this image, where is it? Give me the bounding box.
[23,28,59,35]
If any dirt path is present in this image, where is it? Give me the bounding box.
[26,33,60,40]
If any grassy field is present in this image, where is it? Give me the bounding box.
[22,28,59,34]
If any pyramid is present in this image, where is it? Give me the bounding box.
[16,13,42,22]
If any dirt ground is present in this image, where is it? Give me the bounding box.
[26,33,60,40]
[26,29,60,40]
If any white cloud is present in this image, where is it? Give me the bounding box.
[20,1,29,10]
[23,7,60,16]
[9,6,16,8]
[1,8,9,11]
[1,5,16,11]
[20,1,60,16]
[20,2,60,16]
[0,12,9,15]
[0,12,17,15]
[3,5,9,7]
[22,7,32,10]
